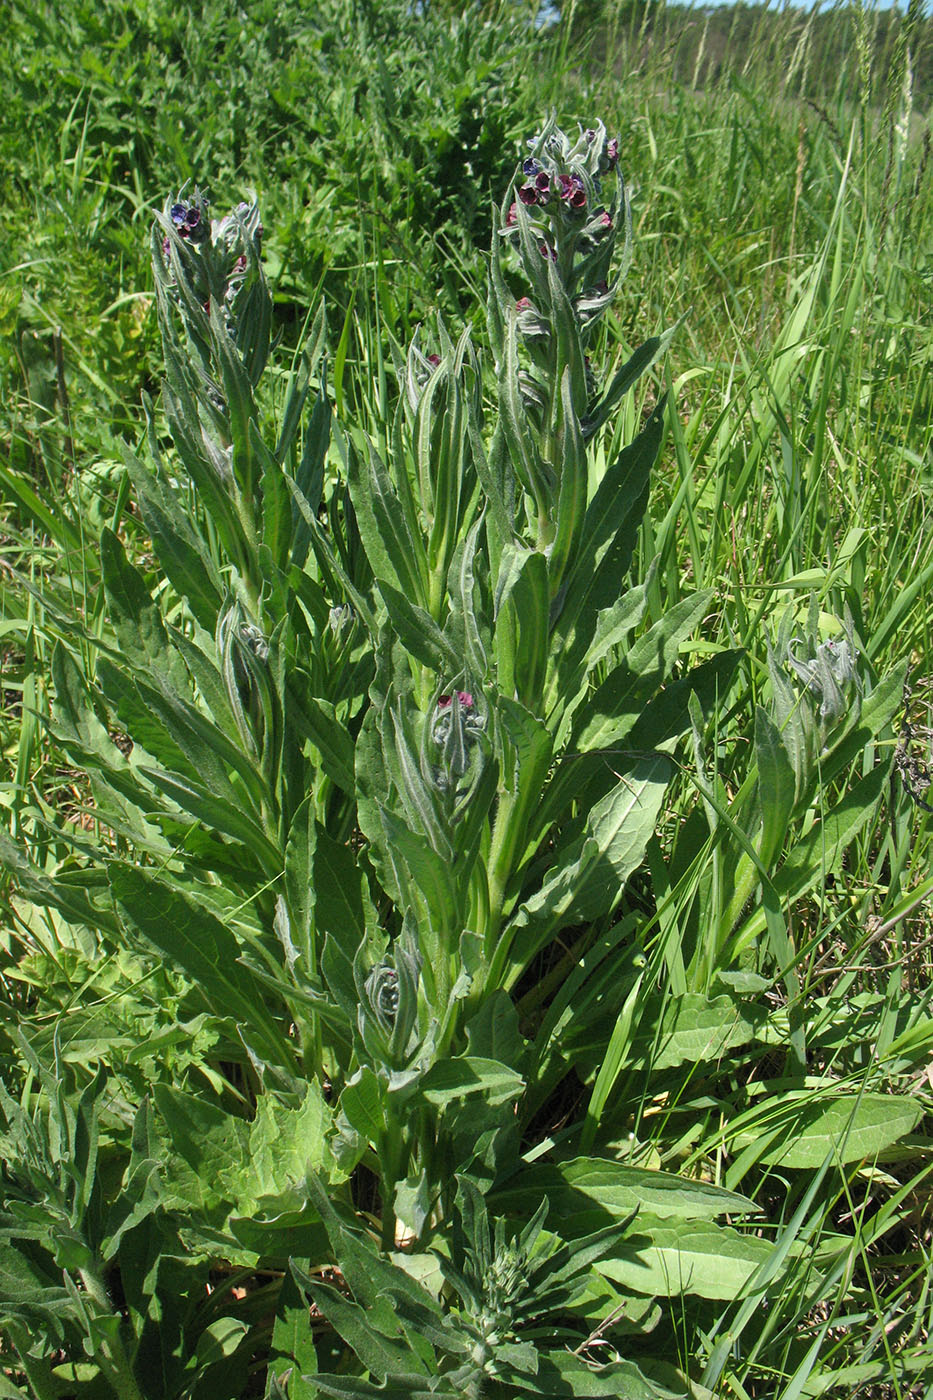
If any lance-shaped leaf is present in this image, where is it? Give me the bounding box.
[570,591,712,754]
[123,440,223,632]
[581,329,675,441]
[348,437,429,608]
[503,753,671,975]
[554,403,664,649]
[110,865,290,1066]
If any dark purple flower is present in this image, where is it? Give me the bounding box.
[506,202,518,227]
[558,173,573,200]
[569,186,587,210]
[585,128,597,143]
[162,235,171,258]
[523,157,541,176]
[534,171,550,195]
[437,690,473,710]
[539,242,557,261]
[170,203,188,226]
[427,353,441,367]
[518,184,538,206]
[184,208,201,231]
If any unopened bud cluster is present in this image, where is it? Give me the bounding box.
[159,188,264,336]
[502,122,622,288]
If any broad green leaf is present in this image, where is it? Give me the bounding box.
[140,766,281,872]
[774,761,889,902]
[339,1067,388,1145]
[570,992,765,1078]
[418,1056,524,1107]
[599,1216,774,1299]
[0,830,119,939]
[507,754,670,961]
[492,1160,757,1225]
[124,443,224,632]
[556,405,664,650]
[269,1272,319,1388]
[571,593,712,754]
[514,1352,682,1398]
[731,1092,923,1169]
[194,1316,250,1367]
[302,1281,432,1381]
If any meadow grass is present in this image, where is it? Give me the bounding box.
[0,2,931,1396]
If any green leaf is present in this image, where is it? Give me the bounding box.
[556,404,664,649]
[110,865,289,1066]
[141,765,281,871]
[99,527,190,694]
[507,753,671,961]
[731,1092,923,1169]
[195,1316,250,1368]
[285,682,356,795]
[570,992,765,1079]
[348,438,428,607]
[599,1216,775,1299]
[582,332,675,441]
[492,1159,757,1226]
[571,593,712,754]
[514,1352,682,1398]
[269,1271,319,1388]
[774,761,890,902]
[417,1056,524,1108]
[755,704,796,869]
[303,1281,432,1381]
[0,830,119,938]
[339,1068,388,1145]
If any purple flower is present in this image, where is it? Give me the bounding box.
[170,203,188,226]
[534,171,551,195]
[518,184,539,206]
[506,202,518,227]
[437,691,473,710]
[523,158,541,176]
[607,137,619,168]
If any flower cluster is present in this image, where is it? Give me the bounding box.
[169,197,209,243]
[503,122,620,257]
[431,689,487,802]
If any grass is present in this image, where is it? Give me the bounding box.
[1,1,931,1396]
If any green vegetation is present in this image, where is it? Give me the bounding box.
[1,1,931,1396]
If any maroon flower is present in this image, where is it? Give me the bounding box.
[437,691,473,710]
[518,184,539,206]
